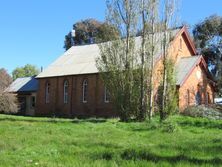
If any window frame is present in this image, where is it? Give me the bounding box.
[195,91,201,105]
[31,96,36,108]
[63,80,69,104]
[45,82,50,104]
[82,79,88,103]
[104,87,110,103]
[206,92,210,105]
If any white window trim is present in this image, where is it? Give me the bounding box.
[82,79,88,103]
[64,80,68,104]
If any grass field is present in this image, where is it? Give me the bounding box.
[0,114,222,167]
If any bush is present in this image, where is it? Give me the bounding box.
[183,105,222,120]
[0,93,18,114]
[161,120,179,133]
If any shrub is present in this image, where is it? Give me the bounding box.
[161,120,179,133]
[0,93,18,114]
[183,105,222,120]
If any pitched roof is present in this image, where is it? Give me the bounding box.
[5,76,38,93]
[36,28,181,78]
[176,56,202,86]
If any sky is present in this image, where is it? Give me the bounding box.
[0,0,222,75]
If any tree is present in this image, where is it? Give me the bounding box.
[159,0,178,121]
[12,64,39,80]
[97,0,179,122]
[0,68,12,92]
[0,93,18,114]
[97,0,140,121]
[0,68,18,114]
[193,15,222,94]
[64,19,119,50]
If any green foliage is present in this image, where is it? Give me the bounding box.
[0,114,222,166]
[12,64,39,80]
[160,119,179,133]
[97,0,178,121]
[64,19,119,50]
[158,59,178,120]
[164,59,178,115]
[96,0,141,121]
[193,15,222,94]
[97,40,140,121]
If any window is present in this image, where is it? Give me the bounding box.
[64,80,69,104]
[195,91,201,105]
[104,87,110,103]
[179,38,182,50]
[187,89,190,106]
[31,96,36,108]
[206,92,210,105]
[45,82,50,103]
[82,79,88,103]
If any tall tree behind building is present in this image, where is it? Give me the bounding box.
[12,64,39,80]
[193,15,222,94]
[64,19,119,50]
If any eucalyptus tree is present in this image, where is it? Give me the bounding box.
[12,64,39,80]
[64,19,119,50]
[193,15,222,95]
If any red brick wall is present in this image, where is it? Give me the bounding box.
[152,30,214,111]
[36,74,115,117]
[36,29,214,117]
[178,64,214,110]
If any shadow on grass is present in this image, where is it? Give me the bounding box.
[93,148,222,164]
[120,149,222,165]
[157,143,222,157]
[0,116,107,124]
[178,119,222,129]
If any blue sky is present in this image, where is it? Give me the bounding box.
[0,0,222,75]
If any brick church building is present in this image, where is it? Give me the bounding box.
[35,26,215,117]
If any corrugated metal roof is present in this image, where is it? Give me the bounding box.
[176,56,201,86]
[5,76,38,93]
[37,28,180,78]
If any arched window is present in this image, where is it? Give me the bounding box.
[82,79,88,103]
[64,80,69,104]
[179,38,182,50]
[45,82,50,104]
[104,87,110,103]
[187,89,190,106]
[195,91,201,105]
[206,92,210,105]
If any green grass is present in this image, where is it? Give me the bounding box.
[0,114,222,167]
